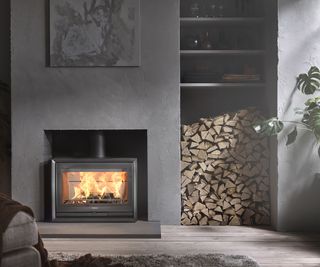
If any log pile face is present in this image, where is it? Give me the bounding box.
[181,109,270,226]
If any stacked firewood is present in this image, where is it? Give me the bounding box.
[181,108,270,226]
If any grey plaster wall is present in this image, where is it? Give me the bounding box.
[0,0,11,195]
[277,0,320,231]
[11,0,181,224]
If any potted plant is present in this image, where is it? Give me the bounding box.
[253,66,320,154]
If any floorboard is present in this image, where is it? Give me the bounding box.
[43,226,320,267]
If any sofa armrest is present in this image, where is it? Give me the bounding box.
[2,211,38,253]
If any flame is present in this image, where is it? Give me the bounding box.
[70,172,128,200]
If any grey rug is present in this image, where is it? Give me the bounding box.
[49,253,260,267]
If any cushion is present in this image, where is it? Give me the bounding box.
[2,247,41,267]
[2,211,38,253]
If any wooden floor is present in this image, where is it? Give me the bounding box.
[43,226,320,267]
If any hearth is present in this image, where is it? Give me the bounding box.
[51,158,137,222]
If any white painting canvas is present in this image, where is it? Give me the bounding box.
[50,0,140,67]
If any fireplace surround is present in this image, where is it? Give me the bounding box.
[51,158,138,222]
[12,0,181,225]
[44,130,146,222]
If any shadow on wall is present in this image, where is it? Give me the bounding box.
[279,0,320,70]
[0,82,11,195]
[276,0,320,231]
[0,0,10,83]
[278,0,304,12]
[278,128,320,231]
[277,62,320,230]
[281,26,320,71]
[278,172,320,231]
[0,0,10,195]
[0,161,10,195]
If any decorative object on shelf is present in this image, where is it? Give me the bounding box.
[201,31,213,50]
[182,72,220,83]
[181,108,270,226]
[202,0,219,18]
[208,2,217,17]
[222,74,261,83]
[222,64,260,83]
[236,0,253,17]
[254,66,320,156]
[183,34,201,50]
[218,1,225,17]
[189,1,201,17]
[194,62,211,73]
[49,0,140,67]
[182,62,220,83]
[243,64,257,75]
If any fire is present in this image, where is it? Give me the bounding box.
[71,172,128,200]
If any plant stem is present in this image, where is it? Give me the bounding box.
[282,120,312,131]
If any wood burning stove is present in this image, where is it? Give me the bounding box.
[51,158,137,222]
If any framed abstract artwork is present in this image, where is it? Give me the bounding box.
[49,0,140,67]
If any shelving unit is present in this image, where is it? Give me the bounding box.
[180,0,268,124]
[180,50,265,56]
[180,17,265,25]
[180,82,265,88]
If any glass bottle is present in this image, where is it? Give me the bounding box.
[190,1,201,18]
[209,2,217,17]
[202,32,213,50]
[218,2,224,17]
[202,0,210,17]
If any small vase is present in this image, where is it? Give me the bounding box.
[202,32,213,50]
[190,1,201,17]
[209,4,217,17]
[218,2,224,17]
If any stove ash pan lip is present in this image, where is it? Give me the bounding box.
[50,158,138,223]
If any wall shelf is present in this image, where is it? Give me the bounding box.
[180,50,265,56]
[180,17,265,25]
[180,1,267,124]
[180,82,265,89]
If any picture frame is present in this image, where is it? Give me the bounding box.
[49,0,141,67]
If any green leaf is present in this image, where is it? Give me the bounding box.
[297,66,320,95]
[253,117,284,136]
[305,97,320,110]
[286,126,298,145]
[307,108,320,140]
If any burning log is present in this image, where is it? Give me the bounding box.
[63,171,129,205]
[181,108,271,226]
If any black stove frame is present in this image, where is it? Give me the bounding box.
[50,158,138,222]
